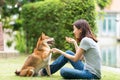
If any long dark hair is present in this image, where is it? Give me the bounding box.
[73,19,98,43]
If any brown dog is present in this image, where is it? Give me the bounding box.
[15,33,54,77]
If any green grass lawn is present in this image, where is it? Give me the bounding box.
[0,55,120,80]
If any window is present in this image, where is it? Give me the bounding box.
[103,19,106,32]
[108,19,112,31]
[102,14,116,36]
[101,46,117,67]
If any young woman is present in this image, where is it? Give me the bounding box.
[39,19,101,79]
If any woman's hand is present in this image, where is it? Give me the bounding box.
[65,37,76,44]
[51,48,61,54]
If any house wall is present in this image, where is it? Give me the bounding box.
[97,12,119,45]
[96,0,120,68]
[96,0,120,41]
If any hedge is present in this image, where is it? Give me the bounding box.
[21,0,97,55]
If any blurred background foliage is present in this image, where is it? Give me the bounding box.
[0,0,111,56]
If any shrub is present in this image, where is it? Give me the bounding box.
[21,0,97,55]
[14,28,26,53]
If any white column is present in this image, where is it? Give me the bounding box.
[116,14,120,39]
[116,44,120,67]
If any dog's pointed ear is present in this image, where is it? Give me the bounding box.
[42,32,45,36]
[40,32,45,40]
[36,32,45,48]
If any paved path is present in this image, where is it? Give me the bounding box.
[102,66,120,73]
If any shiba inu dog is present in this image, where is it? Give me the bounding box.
[15,33,54,77]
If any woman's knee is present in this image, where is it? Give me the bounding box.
[60,67,75,79]
[65,50,74,55]
[60,68,68,78]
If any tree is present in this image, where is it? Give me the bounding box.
[0,0,44,53]
[0,0,44,29]
[96,0,112,9]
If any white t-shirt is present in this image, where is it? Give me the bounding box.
[80,37,101,78]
